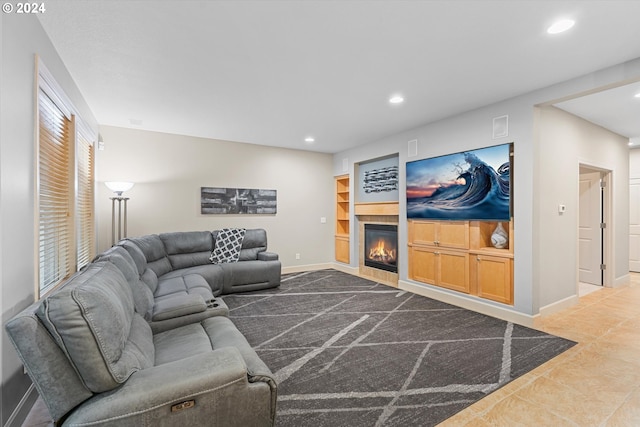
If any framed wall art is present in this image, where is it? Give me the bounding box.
[201,187,277,214]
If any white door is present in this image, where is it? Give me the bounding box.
[631,178,640,272]
[578,171,602,285]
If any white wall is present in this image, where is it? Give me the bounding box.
[96,126,334,269]
[535,106,629,308]
[1,14,97,424]
[631,147,640,178]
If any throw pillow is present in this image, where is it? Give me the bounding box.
[210,228,246,264]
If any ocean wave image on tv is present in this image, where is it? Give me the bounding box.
[406,143,511,221]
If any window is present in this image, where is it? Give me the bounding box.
[37,59,96,297]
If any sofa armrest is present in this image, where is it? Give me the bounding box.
[152,294,207,321]
[63,348,275,426]
[258,251,278,261]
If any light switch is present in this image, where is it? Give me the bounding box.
[558,204,566,214]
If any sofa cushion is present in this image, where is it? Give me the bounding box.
[239,228,268,261]
[153,323,214,366]
[119,239,147,276]
[37,262,154,393]
[140,267,159,294]
[94,246,155,319]
[160,231,213,269]
[159,264,225,296]
[155,273,213,301]
[126,235,173,277]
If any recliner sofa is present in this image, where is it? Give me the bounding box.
[5,228,280,426]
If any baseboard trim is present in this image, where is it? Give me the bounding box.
[538,294,579,317]
[5,384,38,427]
[282,262,360,276]
[398,280,536,327]
[281,263,336,274]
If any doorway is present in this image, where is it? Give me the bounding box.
[578,165,612,295]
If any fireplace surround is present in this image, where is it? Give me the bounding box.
[364,223,398,273]
[355,206,399,287]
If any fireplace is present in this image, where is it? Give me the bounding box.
[364,224,398,273]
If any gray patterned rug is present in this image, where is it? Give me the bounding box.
[223,269,575,427]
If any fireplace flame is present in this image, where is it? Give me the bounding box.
[368,239,396,263]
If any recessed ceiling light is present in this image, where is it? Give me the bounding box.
[547,19,575,34]
[389,95,404,104]
[634,92,640,98]
[304,137,315,143]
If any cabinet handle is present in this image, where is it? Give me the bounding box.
[477,255,481,261]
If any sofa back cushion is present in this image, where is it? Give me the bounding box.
[94,246,155,319]
[125,235,172,277]
[37,261,154,393]
[238,228,268,261]
[160,231,213,270]
[119,239,147,275]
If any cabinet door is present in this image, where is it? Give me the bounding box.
[409,221,438,246]
[475,255,512,304]
[438,221,469,249]
[409,246,437,285]
[438,250,470,293]
[335,236,350,264]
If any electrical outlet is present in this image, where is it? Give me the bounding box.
[295,253,301,260]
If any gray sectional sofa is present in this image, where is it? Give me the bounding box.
[5,228,280,426]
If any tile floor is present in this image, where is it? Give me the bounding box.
[22,273,640,427]
[441,271,640,427]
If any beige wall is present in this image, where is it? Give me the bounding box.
[631,146,640,179]
[96,126,334,269]
[535,106,629,307]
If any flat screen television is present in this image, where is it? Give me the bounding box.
[406,143,512,221]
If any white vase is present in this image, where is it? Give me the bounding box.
[491,222,508,249]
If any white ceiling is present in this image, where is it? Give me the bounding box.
[37,1,640,154]
[555,81,640,145]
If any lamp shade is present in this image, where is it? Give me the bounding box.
[105,181,134,195]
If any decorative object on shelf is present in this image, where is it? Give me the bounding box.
[105,181,134,246]
[491,222,508,249]
[200,187,277,214]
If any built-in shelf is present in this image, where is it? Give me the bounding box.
[335,175,350,263]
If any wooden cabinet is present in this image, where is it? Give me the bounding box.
[408,220,469,249]
[335,175,350,263]
[409,246,469,293]
[471,253,513,304]
[408,220,470,293]
[409,219,513,305]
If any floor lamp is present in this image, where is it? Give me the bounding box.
[105,181,134,246]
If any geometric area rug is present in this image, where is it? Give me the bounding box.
[223,269,576,427]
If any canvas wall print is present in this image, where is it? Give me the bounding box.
[363,166,398,193]
[406,143,511,220]
[357,155,399,204]
[201,187,277,214]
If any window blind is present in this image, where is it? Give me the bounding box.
[76,131,95,269]
[38,88,73,295]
